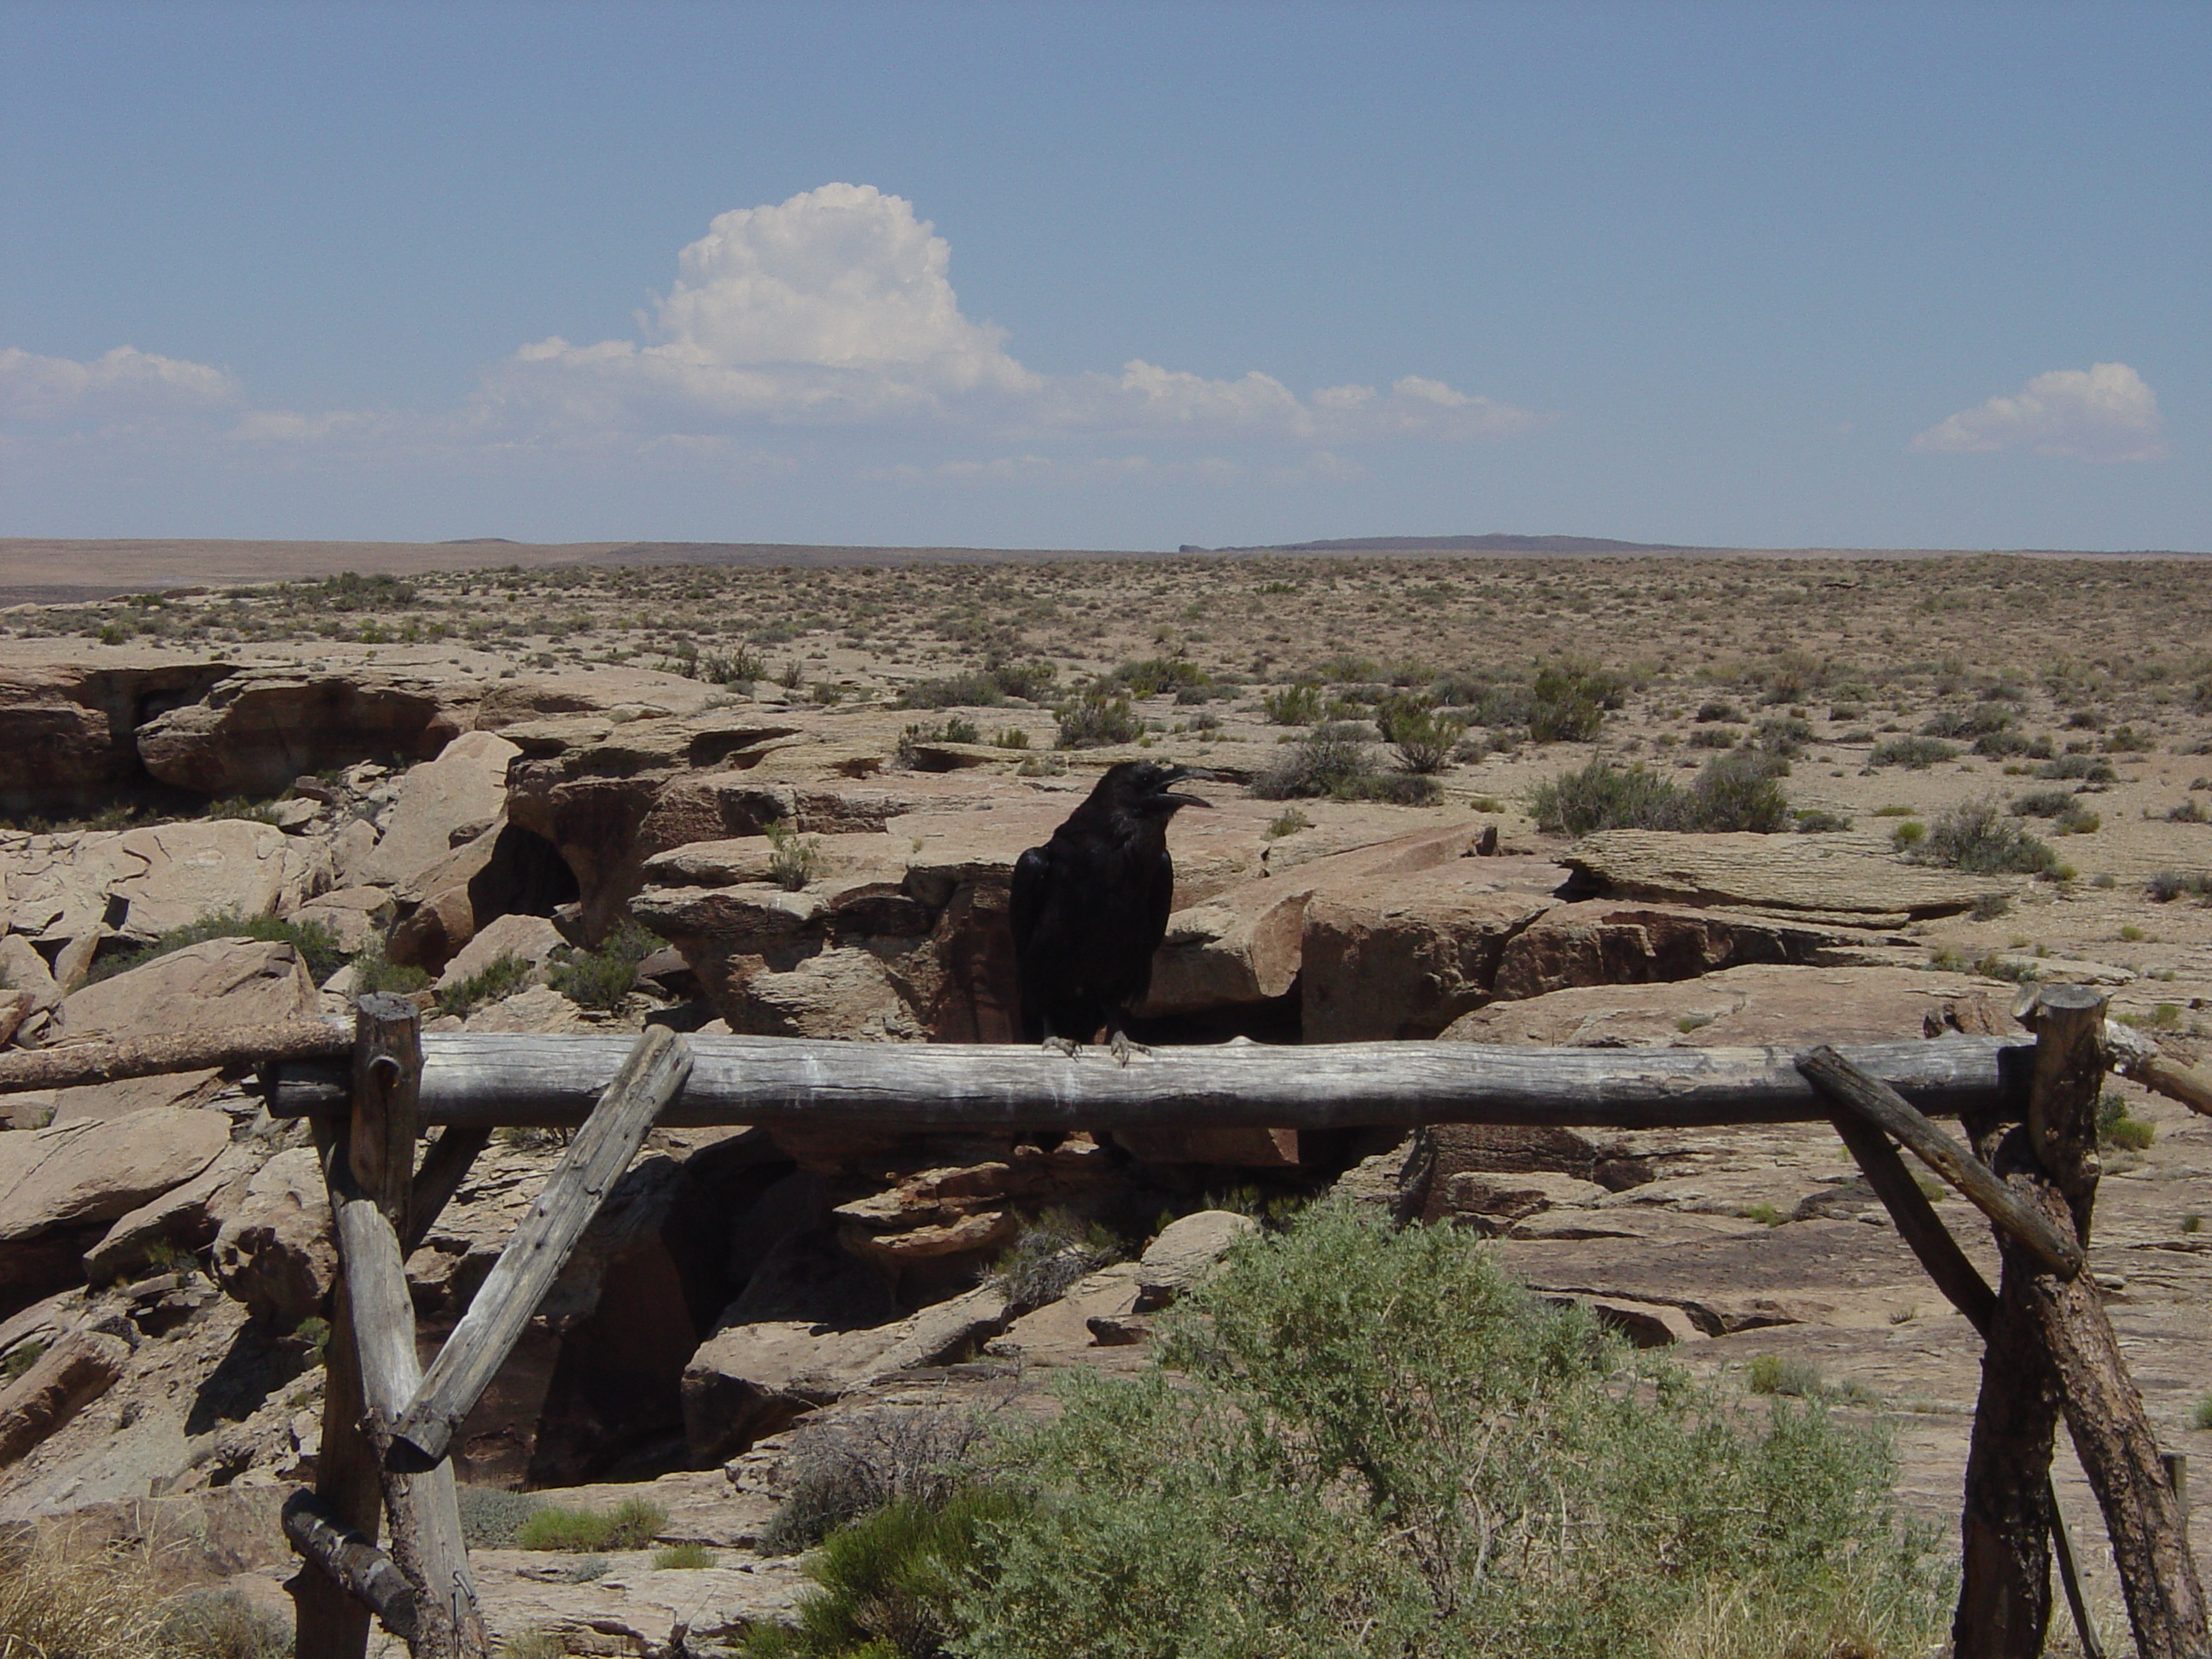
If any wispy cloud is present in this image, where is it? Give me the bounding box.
[2,183,1542,477]
[1912,362,2166,463]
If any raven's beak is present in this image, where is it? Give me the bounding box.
[1160,765,1215,809]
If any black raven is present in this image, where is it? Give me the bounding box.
[1010,761,1212,1061]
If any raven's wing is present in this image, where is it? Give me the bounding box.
[1010,844,1053,1039]
[1127,843,1176,1007]
[1010,844,1050,962]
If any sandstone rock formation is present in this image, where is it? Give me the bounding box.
[136,667,472,797]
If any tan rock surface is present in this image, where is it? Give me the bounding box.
[1565,830,2017,918]
[0,1107,231,1243]
[209,1147,335,1325]
[359,728,521,888]
[135,667,470,797]
[52,937,317,1046]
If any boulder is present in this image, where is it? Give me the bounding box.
[1300,876,1552,1042]
[0,1329,131,1468]
[1563,830,2016,920]
[386,820,578,974]
[358,730,521,888]
[0,934,61,1011]
[83,1143,258,1284]
[103,820,296,942]
[136,667,471,798]
[433,911,562,994]
[0,1107,231,1243]
[52,937,318,1049]
[284,885,395,955]
[1134,1210,1257,1310]
[210,1148,335,1325]
[47,1069,229,1126]
[0,1107,230,1315]
[0,660,232,814]
[1440,963,2019,1050]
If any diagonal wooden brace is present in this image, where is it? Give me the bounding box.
[385,1025,694,1471]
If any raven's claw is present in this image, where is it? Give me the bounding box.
[1042,1035,1082,1059]
[1107,1030,1153,1067]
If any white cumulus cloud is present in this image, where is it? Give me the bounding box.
[490,182,1535,447]
[0,345,240,426]
[1912,362,2166,463]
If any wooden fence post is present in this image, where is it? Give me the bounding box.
[292,996,487,1658]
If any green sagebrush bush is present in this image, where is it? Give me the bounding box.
[1906,797,2056,876]
[754,1204,1946,1659]
[90,907,348,986]
[1528,748,1790,837]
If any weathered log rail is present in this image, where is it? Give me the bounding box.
[7,1001,2206,1657]
[264,1028,2036,1131]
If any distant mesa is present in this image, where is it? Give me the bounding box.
[1179,533,1703,556]
[437,537,520,545]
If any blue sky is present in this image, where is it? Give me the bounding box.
[2,1,2204,550]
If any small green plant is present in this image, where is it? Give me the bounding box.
[1739,1202,1787,1227]
[1260,683,1323,729]
[1526,663,1609,743]
[2180,1213,2202,1235]
[1373,692,1465,775]
[2194,1394,2212,1432]
[90,908,348,985]
[1869,736,1959,769]
[515,1496,668,1552]
[1747,1352,1825,1397]
[1,1339,49,1383]
[2097,1093,2156,1151]
[652,1543,715,1569]
[1053,690,1142,749]
[765,820,824,890]
[1265,806,1312,839]
[457,1485,546,1548]
[434,952,534,1018]
[350,941,432,995]
[544,917,658,1011]
[2147,870,2212,905]
[1904,797,2054,876]
[991,726,1031,749]
[293,1315,331,1360]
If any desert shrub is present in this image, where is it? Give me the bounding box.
[2011,789,2075,818]
[2,1338,49,1383]
[1971,728,2036,759]
[1110,656,1210,698]
[1694,748,1791,832]
[350,941,432,995]
[1251,722,1378,800]
[1754,716,1813,759]
[1527,664,1608,743]
[1919,705,2012,740]
[896,719,981,765]
[1907,798,2055,876]
[156,1590,292,1659]
[2098,1093,2157,1152]
[2038,754,2117,783]
[1686,725,1738,748]
[2167,799,2210,824]
[654,1543,715,1569]
[1747,1353,1825,1398]
[991,1208,1121,1313]
[762,1405,994,1556]
[458,1483,546,1547]
[1262,681,1324,725]
[545,917,658,1011]
[2146,870,2212,905]
[1793,809,1852,834]
[990,726,1030,749]
[90,907,347,985]
[1528,752,1788,836]
[1053,691,1141,749]
[202,795,285,826]
[1528,759,1692,835]
[1374,693,1465,774]
[700,643,768,685]
[926,1204,1944,1659]
[1868,736,1959,769]
[744,1489,1022,1659]
[2053,803,2100,835]
[516,1496,668,1552]
[2104,724,2154,752]
[437,953,537,1018]
[1694,699,1743,723]
[897,671,1004,709]
[1266,807,1312,838]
